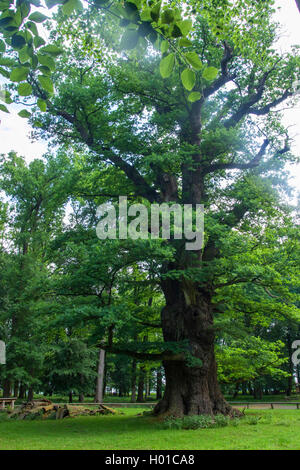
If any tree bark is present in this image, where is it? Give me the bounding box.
[130,358,137,402]
[13,382,19,398]
[28,387,34,401]
[137,366,145,402]
[154,278,236,417]
[79,393,84,402]
[3,379,11,397]
[18,383,26,399]
[156,367,163,400]
[95,348,105,403]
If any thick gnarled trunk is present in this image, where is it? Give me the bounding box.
[154,278,235,417]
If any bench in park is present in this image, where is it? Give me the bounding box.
[0,398,17,410]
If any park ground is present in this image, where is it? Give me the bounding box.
[0,408,300,450]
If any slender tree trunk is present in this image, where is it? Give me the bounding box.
[156,367,163,400]
[145,375,150,401]
[13,382,19,398]
[28,387,34,401]
[154,278,236,417]
[137,367,145,402]
[79,393,84,403]
[3,379,11,397]
[95,348,105,403]
[69,391,73,403]
[253,385,263,400]
[232,383,239,399]
[18,383,25,399]
[130,358,137,402]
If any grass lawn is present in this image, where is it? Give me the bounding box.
[0,408,300,450]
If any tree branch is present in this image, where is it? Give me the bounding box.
[204,138,270,175]
[98,343,184,361]
[249,90,293,116]
[223,64,283,128]
[203,41,236,100]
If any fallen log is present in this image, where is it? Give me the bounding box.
[8,400,120,420]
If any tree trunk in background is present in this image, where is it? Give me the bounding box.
[137,367,145,402]
[69,391,73,403]
[145,375,150,401]
[18,383,25,399]
[154,278,236,417]
[156,367,163,400]
[13,382,19,398]
[95,348,105,403]
[130,358,137,402]
[232,383,239,399]
[79,393,84,402]
[3,379,11,397]
[28,387,34,401]
[253,385,263,400]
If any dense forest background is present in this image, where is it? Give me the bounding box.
[0,0,299,414]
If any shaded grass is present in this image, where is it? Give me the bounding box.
[0,409,300,450]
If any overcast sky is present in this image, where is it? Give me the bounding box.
[0,0,299,198]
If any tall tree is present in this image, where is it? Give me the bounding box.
[2,1,300,416]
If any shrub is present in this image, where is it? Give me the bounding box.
[163,414,229,430]
[245,415,261,425]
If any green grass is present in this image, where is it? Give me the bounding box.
[1,409,300,450]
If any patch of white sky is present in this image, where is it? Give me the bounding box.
[0,0,299,197]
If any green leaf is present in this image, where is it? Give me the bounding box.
[18,83,32,96]
[37,53,55,71]
[18,47,30,64]
[161,40,169,54]
[188,91,202,103]
[150,2,161,22]
[28,12,48,23]
[34,36,46,48]
[10,66,29,82]
[26,21,39,36]
[140,7,152,21]
[37,98,47,112]
[11,34,26,50]
[0,103,9,113]
[160,9,174,25]
[45,0,64,8]
[18,109,31,118]
[38,75,54,93]
[120,29,139,50]
[202,66,218,81]
[177,19,192,36]
[159,53,175,79]
[179,38,192,48]
[171,24,182,38]
[184,52,202,71]
[40,45,63,57]
[39,65,51,76]
[181,68,195,91]
[0,39,6,52]
[62,0,83,16]
[0,90,12,104]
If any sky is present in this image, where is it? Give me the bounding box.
[0,0,299,196]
